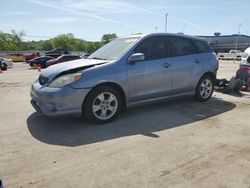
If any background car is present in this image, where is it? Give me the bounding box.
[0,57,13,70]
[28,56,55,68]
[241,47,250,66]
[80,53,91,59]
[46,54,80,67]
[218,50,243,60]
[45,48,70,55]
[23,52,40,62]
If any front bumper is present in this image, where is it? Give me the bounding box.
[30,81,91,117]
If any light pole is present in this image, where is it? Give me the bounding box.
[235,24,241,50]
[165,13,168,32]
[234,24,241,63]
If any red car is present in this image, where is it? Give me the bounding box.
[46,55,80,67]
[24,52,40,62]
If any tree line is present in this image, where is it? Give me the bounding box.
[0,30,117,53]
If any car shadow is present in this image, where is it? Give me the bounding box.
[27,97,236,147]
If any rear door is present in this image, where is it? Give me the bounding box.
[167,36,204,94]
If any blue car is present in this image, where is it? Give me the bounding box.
[28,56,55,68]
[31,33,218,123]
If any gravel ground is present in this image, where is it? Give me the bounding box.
[0,61,250,188]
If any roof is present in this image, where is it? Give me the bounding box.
[121,32,207,42]
[199,34,250,38]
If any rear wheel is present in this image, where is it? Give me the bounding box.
[195,75,214,102]
[83,85,122,124]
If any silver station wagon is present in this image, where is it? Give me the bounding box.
[30,33,218,123]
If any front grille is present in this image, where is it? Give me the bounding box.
[39,75,49,85]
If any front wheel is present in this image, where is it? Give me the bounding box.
[83,86,122,124]
[1,63,7,70]
[195,75,214,102]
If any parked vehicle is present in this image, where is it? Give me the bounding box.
[23,52,40,62]
[0,57,13,70]
[28,56,55,68]
[0,61,3,71]
[80,53,91,59]
[240,47,250,66]
[218,50,243,60]
[46,55,80,67]
[31,33,218,123]
[45,48,70,55]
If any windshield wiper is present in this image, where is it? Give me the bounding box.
[90,57,107,60]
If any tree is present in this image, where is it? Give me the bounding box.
[11,30,25,50]
[0,31,108,52]
[101,33,117,44]
[51,34,76,50]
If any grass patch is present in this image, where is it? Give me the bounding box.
[5,55,25,62]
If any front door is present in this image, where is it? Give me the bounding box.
[127,36,172,102]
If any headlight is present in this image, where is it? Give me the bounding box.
[48,73,82,88]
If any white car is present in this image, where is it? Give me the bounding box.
[241,47,250,66]
[0,57,13,70]
[218,50,243,60]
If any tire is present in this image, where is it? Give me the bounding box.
[195,75,214,102]
[1,63,7,71]
[36,64,42,69]
[83,85,122,124]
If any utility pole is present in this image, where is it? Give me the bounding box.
[181,22,187,33]
[235,24,241,50]
[165,13,168,32]
[234,24,241,64]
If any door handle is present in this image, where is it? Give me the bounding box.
[163,63,171,68]
[194,59,200,64]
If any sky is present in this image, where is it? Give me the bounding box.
[1,0,250,41]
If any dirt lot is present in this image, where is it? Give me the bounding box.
[0,61,250,188]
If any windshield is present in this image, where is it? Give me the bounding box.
[235,50,242,53]
[88,37,141,60]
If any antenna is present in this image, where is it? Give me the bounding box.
[181,22,187,33]
[165,13,168,32]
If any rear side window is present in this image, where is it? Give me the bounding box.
[168,37,197,57]
[194,40,213,53]
[134,36,168,60]
[63,49,69,54]
[64,56,72,61]
[63,56,79,61]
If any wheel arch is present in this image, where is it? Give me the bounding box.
[202,71,216,82]
[82,82,127,112]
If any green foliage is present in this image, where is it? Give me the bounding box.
[5,55,25,62]
[0,31,117,53]
[101,33,117,44]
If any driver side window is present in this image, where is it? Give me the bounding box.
[134,36,168,61]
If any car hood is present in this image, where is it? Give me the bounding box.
[40,58,108,80]
[1,57,12,62]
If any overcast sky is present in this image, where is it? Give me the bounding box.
[1,0,250,41]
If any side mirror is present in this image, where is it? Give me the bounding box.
[128,53,145,64]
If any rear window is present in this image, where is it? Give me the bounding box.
[168,37,197,57]
[193,40,213,53]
